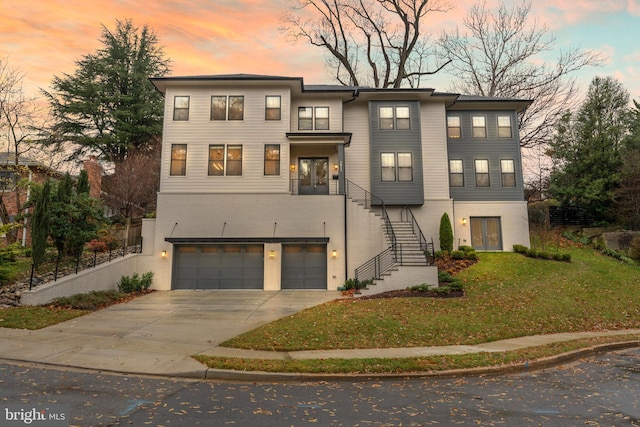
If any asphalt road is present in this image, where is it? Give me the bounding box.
[1,348,639,426]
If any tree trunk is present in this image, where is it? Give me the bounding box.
[0,195,17,244]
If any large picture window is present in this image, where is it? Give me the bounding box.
[264,144,280,175]
[449,159,464,187]
[173,96,190,121]
[208,144,243,176]
[170,144,187,176]
[474,159,490,187]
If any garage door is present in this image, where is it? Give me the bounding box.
[281,244,327,289]
[172,244,264,289]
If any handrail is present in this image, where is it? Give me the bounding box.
[401,206,435,264]
[345,179,396,249]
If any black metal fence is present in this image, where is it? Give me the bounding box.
[29,237,143,290]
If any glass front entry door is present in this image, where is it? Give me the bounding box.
[299,158,329,195]
[470,217,503,250]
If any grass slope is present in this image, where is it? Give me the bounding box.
[222,245,640,352]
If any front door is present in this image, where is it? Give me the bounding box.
[299,158,329,195]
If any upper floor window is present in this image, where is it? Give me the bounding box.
[208,144,243,176]
[170,144,187,176]
[265,96,281,120]
[447,116,461,138]
[264,144,280,176]
[500,159,516,187]
[211,96,244,121]
[449,159,464,187]
[381,152,413,182]
[298,106,330,130]
[173,96,190,121]
[379,106,410,130]
[472,116,487,138]
[0,170,16,190]
[497,115,512,138]
[474,159,490,187]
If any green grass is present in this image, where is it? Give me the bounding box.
[0,306,88,330]
[222,245,640,352]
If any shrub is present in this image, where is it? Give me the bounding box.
[438,271,455,283]
[628,236,640,261]
[458,245,475,254]
[408,283,434,292]
[342,278,371,290]
[526,248,538,258]
[465,251,478,260]
[117,272,154,293]
[434,250,448,259]
[561,253,572,262]
[538,251,551,260]
[86,239,108,252]
[513,244,528,254]
[439,213,453,253]
[451,250,465,260]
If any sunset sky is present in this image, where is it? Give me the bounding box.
[1,0,639,101]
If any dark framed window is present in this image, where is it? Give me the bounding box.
[264,144,280,175]
[449,159,464,187]
[497,115,512,138]
[379,106,411,130]
[211,96,227,120]
[0,170,16,190]
[397,153,413,181]
[298,107,313,130]
[265,96,281,120]
[208,145,224,176]
[208,145,243,176]
[447,116,461,138]
[472,116,487,138]
[381,153,396,181]
[315,107,329,130]
[173,96,190,121]
[500,159,516,187]
[228,96,244,120]
[474,159,490,187]
[170,144,187,176]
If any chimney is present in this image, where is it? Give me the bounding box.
[83,156,103,199]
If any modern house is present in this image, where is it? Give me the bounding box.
[142,74,531,293]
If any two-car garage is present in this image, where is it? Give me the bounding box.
[169,239,328,290]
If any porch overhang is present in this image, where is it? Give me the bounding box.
[286,132,352,146]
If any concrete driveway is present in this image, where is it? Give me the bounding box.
[0,290,341,377]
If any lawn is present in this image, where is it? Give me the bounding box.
[221,244,640,352]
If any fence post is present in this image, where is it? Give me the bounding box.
[29,264,35,290]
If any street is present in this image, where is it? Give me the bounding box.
[1,348,639,426]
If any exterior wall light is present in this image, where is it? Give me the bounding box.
[333,164,339,171]
[269,250,276,259]
[290,164,296,172]
[161,250,167,258]
[331,249,337,258]
[462,217,468,225]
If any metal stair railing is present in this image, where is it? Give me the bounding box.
[401,206,436,265]
[345,179,396,249]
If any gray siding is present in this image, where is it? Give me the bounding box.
[369,101,424,205]
[447,110,524,202]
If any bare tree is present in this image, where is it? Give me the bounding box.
[280,0,452,88]
[437,1,603,149]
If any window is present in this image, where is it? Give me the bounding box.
[315,107,329,130]
[501,159,516,187]
[265,96,281,120]
[173,96,190,121]
[210,96,244,120]
[474,159,490,187]
[498,115,512,138]
[211,96,226,120]
[228,96,244,120]
[208,145,243,176]
[381,153,396,181]
[170,144,187,176]
[449,160,464,187]
[298,107,313,130]
[379,106,411,130]
[264,144,280,175]
[0,170,16,190]
[397,153,413,181]
[447,116,461,138]
[381,152,412,182]
[472,116,487,138]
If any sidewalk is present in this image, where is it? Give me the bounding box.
[1,291,639,381]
